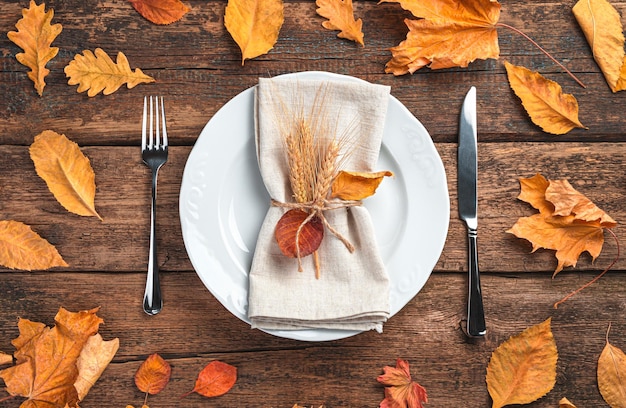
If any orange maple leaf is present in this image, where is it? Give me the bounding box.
[128,0,190,25]
[508,174,617,275]
[382,0,500,74]
[377,359,428,408]
[316,0,364,46]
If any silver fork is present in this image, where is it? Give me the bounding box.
[141,96,168,315]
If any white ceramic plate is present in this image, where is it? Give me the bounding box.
[179,71,449,342]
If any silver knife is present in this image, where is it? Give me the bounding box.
[458,86,486,337]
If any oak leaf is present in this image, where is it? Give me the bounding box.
[331,170,393,201]
[559,397,578,407]
[181,360,237,398]
[573,0,626,92]
[129,0,190,25]
[0,220,67,270]
[316,0,364,46]
[508,173,616,275]
[30,130,102,220]
[504,61,586,135]
[275,209,324,258]
[598,325,626,408]
[376,358,428,408]
[486,318,557,408]
[64,48,155,96]
[382,0,501,75]
[74,334,120,401]
[7,0,62,96]
[134,353,171,395]
[224,0,284,65]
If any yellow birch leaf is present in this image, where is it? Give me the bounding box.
[224,0,284,64]
[64,48,155,97]
[504,61,586,135]
[598,327,626,408]
[486,318,557,408]
[316,0,364,46]
[0,351,12,366]
[573,0,626,92]
[74,334,120,401]
[30,130,102,220]
[7,0,62,96]
[330,170,393,200]
[0,220,68,270]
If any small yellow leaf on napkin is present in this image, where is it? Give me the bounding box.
[7,0,62,96]
[30,130,102,220]
[64,48,155,96]
[331,170,393,200]
[0,220,68,270]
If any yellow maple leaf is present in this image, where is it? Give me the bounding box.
[486,318,557,408]
[224,0,284,65]
[64,48,155,96]
[573,0,626,92]
[383,0,500,74]
[0,220,67,270]
[7,0,62,96]
[504,61,586,135]
[30,130,102,220]
[598,325,626,408]
[316,0,364,46]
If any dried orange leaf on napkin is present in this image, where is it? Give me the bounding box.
[573,0,626,92]
[64,48,155,96]
[129,0,190,25]
[181,360,237,398]
[0,220,68,270]
[75,334,120,401]
[316,0,364,46]
[224,0,284,65]
[7,0,62,96]
[275,209,324,258]
[486,318,557,408]
[382,0,500,75]
[376,358,428,408]
[30,130,102,220]
[331,170,393,200]
[504,61,586,135]
[134,353,172,395]
[598,326,626,408]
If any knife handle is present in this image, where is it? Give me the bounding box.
[467,228,486,337]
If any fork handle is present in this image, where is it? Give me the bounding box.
[143,169,163,315]
[467,228,486,337]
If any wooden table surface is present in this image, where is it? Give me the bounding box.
[2,0,626,407]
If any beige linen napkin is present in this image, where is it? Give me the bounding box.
[248,76,391,332]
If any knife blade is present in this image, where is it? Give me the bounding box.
[458,86,486,337]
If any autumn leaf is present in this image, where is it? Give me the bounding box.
[573,0,626,92]
[129,0,190,25]
[74,334,120,401]
[224,0,284,64]
[134,353,171,395]
[30,130,102,220]
[316,0,364,46]
[0,220,68,270]
[383,0,500,74]
[486,318,557,408]
[598,324,626,408]
[0,352,12,366]
[0,307,114,407]
[181,360,237,398]
[560,397,578,407]
[64,48,155,96]
[7,0,62,96]
[275,209,325,258]
[376,358,428,408]
[331,170,393,200]
[504,61,586,135]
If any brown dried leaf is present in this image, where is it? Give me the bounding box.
[376,358,428,408]
[0,220,68,270]
[224,0,284,64]
[275,209,324,258]
[486,318,557,408]
[598,325,626,408]
[7,0,62,96]
[134,353,171,395]
[182,360,237,398]
[331,170,393,201]
[64,48,155,96]
[30,130,102,220]
[129,0,190,25]
[316,0,364,46]
[504,61,586,135]
[74,334,120,401]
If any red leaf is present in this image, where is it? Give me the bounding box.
[182,360,237,399]
[377,359,428,408]
[128,0,189,25]
[275,209,324,258]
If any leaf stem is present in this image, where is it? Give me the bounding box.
[0,395,15,403]
[554,227,620,308]
[496,22,587,88]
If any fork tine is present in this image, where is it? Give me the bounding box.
[160,96,168,148]
[155,96,161,148]
[142,96,147,151]
[149,96,154,149]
